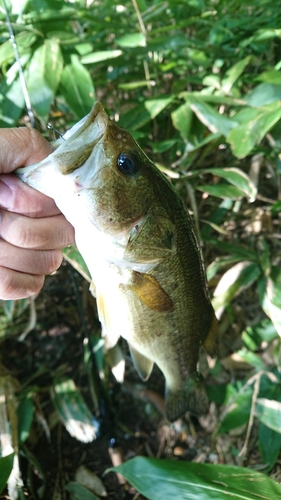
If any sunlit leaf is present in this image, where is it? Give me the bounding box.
[201,167,257,201]
[227,105,281,158]
[116,33,146,47]
[110,457,281,500]
[190,100,236,135]
[213,261,261,318]
[197,183,245,199]
[221,55,252,93]
[255,398,281,434]
[51,378,99,443]
[81,50,123,64]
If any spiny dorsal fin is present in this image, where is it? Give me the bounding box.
[128,271,174,312]
[128,342,154,381]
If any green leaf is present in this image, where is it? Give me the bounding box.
[245,83,281,107]
[190,100,236,135]
[219,390,253,433]
[258,267,281,336]
[51,378,98,443]
[201,167,257,201]
[258,70,281,85]
[81,50,122,64]
[259,422,281,472]
[18,396,34,443]
[60,54,95,118]
[116,33,146,48]
[65,482,100,500]
[171,101,193,140]
[197,183,246,199]
[119,96,174,130]
[0,63,25,127]
[27,39,63,122]
[227,105,281,158]
[0,454,14,494]
[0,31,36,66]
[221,55,252,93]
[110,457,281,500]
[255,398,281,434]
[242,319,278,351]
[213,261,261,316]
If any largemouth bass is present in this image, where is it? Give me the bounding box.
[16,102,218,422]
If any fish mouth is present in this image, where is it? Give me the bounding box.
[16,101,110,191]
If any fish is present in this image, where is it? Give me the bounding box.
[16,101,218,422]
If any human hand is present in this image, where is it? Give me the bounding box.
[0,128,75,300]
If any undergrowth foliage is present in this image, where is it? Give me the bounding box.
[0,0,281,499]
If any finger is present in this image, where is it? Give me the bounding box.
[0,209,75,250]
[0,267,45,300]
[0,239,62,275]
[0,127,53,173]
[0,175,60,217]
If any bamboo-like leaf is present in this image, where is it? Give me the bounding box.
[59,54,95,118]
[81,50,122,64]
[27,39,63,122]
[0,454,14,494]
[51,378,98,443]
[255,398,281,434]
[201,167,257,201]
[258,267,281,336]
[110,457,281,500]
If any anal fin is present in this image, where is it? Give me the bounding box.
[128,343,154,381]
[164,373,209,422]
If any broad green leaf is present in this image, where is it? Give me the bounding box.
[245,83,281,107]
[227,105,281,158]
[51,378,98,443]
[236,349,264,369]
[258,267,281,336]
[255,398,281,434]
[0,64,25,127]
[208,240,258,261]
[221,55,252,93]
[60,54,95,118]
[171,101,193,140]
[18,396,34,443]
[242,319,278,351]
[81,50,122,64]
[201,167,257,201]
[116,33,146,48]
[258,70,281,85]
[213,261,261,317]
[65,482,100,500]
[110,457,281,500]
[27,39,63,122]
[118,80,156,90]
[197,184,246,199]
[0,31,36,66]
[190,101,236,135]
[0,454,14,494]
[219,389,253,434]
[259,422,281,472]
[119,96,174,130]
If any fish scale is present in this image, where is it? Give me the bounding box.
[16,101,218,422]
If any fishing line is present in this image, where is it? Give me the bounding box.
[2,0,36,128]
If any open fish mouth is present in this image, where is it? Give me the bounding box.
[16,102,110,194]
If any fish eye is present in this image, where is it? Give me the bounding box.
[117,152,140,177]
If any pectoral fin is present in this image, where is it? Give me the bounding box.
[127,271,174,312]
[128,343,154,381]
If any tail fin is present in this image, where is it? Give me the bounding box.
[164,374,209,422]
